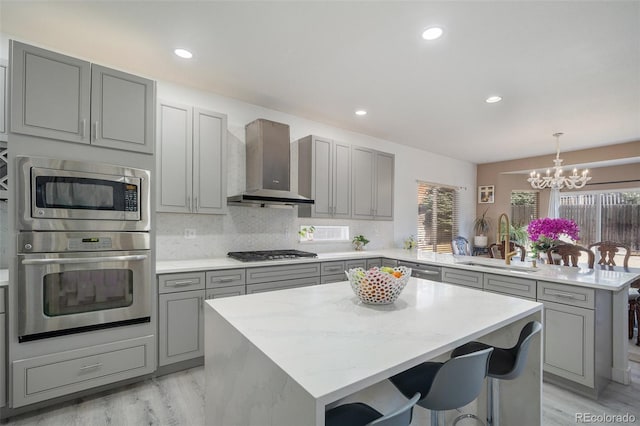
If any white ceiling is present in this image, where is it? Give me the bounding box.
[1,1,639,164]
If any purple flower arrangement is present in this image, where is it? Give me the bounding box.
[526,218,580,257]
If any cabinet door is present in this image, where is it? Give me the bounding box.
[374,152,394,220]
[333,141,351,217]
[351,146,375,219]
[157,101,193,213]
[543,301,595,387]
[193,108,227,214]
[311,136,333,217]
[91,65,155,153]
[10,40,91,143]
[0,59,7,142]
[158,290,204,366]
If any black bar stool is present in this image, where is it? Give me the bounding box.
[325,392,420,426]
[451,321,542,426]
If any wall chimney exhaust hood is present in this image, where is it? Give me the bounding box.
[227,119,314,208]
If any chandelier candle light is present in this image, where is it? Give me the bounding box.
[527,133,592,189]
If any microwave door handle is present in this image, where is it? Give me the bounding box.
[22,254,148,265]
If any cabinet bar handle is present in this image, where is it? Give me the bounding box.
[93,121,99,140]
[79,363,103,372]
[546,290,579,299]
[214,278,234,283]
[186,195,191,212]
[80,119,86,138]
[171,280,195,286]
[195,196,199,212]
[324,267,342,272]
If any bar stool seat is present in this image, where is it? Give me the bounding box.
[451,321,542,425]
[325,392,420,426]
[389,347,493,426]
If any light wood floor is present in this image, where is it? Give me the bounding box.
[3,361,640,426]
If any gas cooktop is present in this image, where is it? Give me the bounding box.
[227,250,318,262]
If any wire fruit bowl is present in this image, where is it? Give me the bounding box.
[346,266,411,304]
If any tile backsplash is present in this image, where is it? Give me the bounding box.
[155,207,394,260]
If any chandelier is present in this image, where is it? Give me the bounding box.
[527,132,591,190]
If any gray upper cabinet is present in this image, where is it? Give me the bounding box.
[298,135,351,218]
[90,65,154,153]
[352,146,394,220]
[157,100,227,214]
[0,59,8,142]
[9,40,155,153]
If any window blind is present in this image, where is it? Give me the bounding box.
[417,182,459,253]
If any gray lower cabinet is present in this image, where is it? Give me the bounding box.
[12,335,155,408]
[366,258,382,268]
[345,259,367,270]
[246,263,320,293]
[158,272,206,367]
[537,280,610,394]
[381,258,397,268]
[158,290,205,367]
[320,261,347,284]
[206,269,246,299]
[442,267,483,289]
[10,40,155,153]
[1,287,5,408]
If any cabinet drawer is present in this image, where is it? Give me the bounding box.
[13,335,154,407]
[366,258,382,268]
[206,269,246,289]
[246,277,321,293]
[246,263,320,284]
[206,285,246,299]
[381,258,397,267]
[320,274,347,284]
[537,281,595,309]
[158,272,205,294]
[483,273,536,299]
[321,261,346,276]
[345,259,367,270]
[442,268,483,289]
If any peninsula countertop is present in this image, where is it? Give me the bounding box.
[204,278,543,425]
[157,248,640,292]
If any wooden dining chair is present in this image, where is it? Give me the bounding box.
[547,243,595,268]
[588,241,631,267]
[488,241,526,261]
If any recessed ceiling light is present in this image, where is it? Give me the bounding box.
[355,110,367,116]
[485,96,502,104]
[174,48,193,59]
[422,27,443,41]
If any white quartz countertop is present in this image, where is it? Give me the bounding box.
[158,248,640,291]
[206,277,542,403]
[0,269,8,287]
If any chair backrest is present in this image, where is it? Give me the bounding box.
[368,392,421,426]
[418,347,493,411]
[488,241,526,261]
[496,321,542,380]
[451,236,470,256]
[547,243,595,268]
[588,241,630,268]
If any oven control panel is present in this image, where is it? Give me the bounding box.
[68,237,113,251]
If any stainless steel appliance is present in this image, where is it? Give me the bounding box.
[227,249,317,262]
[397,260,442,282]
[227,119,314,207]
[17,156,150,231]
[17,231,151,342]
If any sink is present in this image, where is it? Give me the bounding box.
[456,261,538,273]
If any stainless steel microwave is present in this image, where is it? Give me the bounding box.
[17,156,150,231]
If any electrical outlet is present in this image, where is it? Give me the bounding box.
[184,228,196,239]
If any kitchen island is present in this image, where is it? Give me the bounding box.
[204,277,543,425]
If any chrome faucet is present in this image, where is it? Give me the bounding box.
[497,213,518,265]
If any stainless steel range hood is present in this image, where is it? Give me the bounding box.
[227,119,314,207]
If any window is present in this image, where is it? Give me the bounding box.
[417,182,458,253]
[510,191,538,227]
[559,191,640,254]
[298,225,349,242]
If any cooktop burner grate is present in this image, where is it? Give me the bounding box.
[227,249,318,262]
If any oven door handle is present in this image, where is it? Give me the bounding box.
[21,254,148,265]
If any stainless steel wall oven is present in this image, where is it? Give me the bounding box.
[17,231,151,342]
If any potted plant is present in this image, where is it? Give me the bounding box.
[473,208,491,247]
[352,235,370,251]
[298,226,315,241]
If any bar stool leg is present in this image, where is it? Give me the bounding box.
[488,378,499,426]
[431,410,440,426]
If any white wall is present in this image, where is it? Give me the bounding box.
[155,81,476,260]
